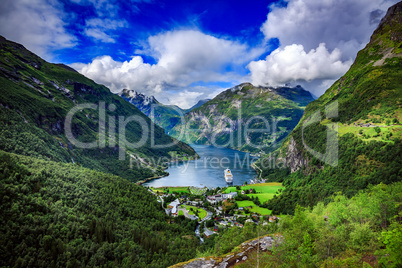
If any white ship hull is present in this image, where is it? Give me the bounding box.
[224,169,233,183]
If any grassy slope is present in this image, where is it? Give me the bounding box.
[235,200,272,215]
[0,36,197,182]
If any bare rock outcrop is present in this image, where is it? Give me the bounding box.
[282,136,308,173]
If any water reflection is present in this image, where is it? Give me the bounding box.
[143,145,258,188]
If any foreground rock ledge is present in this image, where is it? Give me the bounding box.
[171,235,280,268]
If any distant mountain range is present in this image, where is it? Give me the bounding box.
[168,83,314,154]
[118,83,314,154]
[118,88,211,132]
[185,98,211,112]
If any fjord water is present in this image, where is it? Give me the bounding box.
[143,145,258,188]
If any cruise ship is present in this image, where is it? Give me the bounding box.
[224,169,233,183]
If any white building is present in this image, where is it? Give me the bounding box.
[227,192,237,199]
[168,199,180,216]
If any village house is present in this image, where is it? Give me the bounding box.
[269,216,278,222]
[226,192,238,199]
[206,194,222,204]
[167,199,180,217]
[204,229,214,238]
[219,221,228,226]
[207,192,237,204]
[188,201,200,206]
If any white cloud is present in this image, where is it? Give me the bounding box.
[261,0,398,59]
[85,18,129,30]
[83,18,128,43]
[158,86,225,109]
[249,0,399,96]
[72,30,264,107]
[248,43,352,95]
[70,0,119,17]
[71,0,152,17]
[162,90,204,109]
[0,0,76,60]
[144,30,261,70]
[84,29,115,43]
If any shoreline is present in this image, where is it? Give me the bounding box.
[136,173,169,185]
[138,146,260,187]
[137,156,199,186]
[250,161,262,180]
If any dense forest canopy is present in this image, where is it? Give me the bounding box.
[0,150,199,267]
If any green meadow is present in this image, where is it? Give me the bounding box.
[184,205,207,220]
[236,200,272,215]
[224,182,284,203]
[338,123,401,142]
[150,186,208,195]
[223,183,284,215]
[150,186,190,194]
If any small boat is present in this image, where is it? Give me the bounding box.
[224,169,233,183]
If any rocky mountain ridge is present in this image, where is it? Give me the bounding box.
[169,82,314,154]
[118,88,213,132]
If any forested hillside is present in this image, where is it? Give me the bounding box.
[255,2,402,214]
[0,150,200,267]
[183,182,401,267]
[0,36,197,183]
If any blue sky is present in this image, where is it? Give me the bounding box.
[59,0,278,64]
[0,0,398,108]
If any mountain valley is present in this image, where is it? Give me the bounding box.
[0,1,401,267]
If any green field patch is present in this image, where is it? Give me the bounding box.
[151,187,190,194]
[223,183,282,216]
[235,200,271,215]
[337,124,401,142]
[184,205,207,220]
[249,206,271,215]
[151,186,208,195]
[224,182,284,203]
[189,187,208,195]
[248,193,276,203]
[236,201,255,207]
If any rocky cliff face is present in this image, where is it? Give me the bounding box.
[280,136,308,173]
